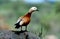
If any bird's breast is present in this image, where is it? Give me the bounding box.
[23,17,30,23]
[22,17,31,26]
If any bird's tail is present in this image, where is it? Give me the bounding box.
[15,23,20,29]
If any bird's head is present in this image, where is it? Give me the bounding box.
[29,7,39,13]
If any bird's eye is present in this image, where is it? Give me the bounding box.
[34,8,36,9]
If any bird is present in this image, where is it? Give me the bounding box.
[15,7,39,31]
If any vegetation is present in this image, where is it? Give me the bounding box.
[0,0,60,39]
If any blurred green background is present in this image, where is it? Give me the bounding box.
[0,0,60,39]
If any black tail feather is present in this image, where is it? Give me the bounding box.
[15,23,20,29]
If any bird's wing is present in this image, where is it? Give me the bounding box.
[15,16,24,28]
[16,16,23,23]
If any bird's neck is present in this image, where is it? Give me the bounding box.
[28,10,34,14]
[25,12,33,17]
[25,13,31,17]
[25,10,34,17]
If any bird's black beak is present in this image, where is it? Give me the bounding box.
[36,9,39,11]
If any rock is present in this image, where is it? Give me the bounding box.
[0,30,40,39]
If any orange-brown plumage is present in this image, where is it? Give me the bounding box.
[15,7,39,31]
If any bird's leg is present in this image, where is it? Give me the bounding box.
[25,26,27,31]
[21,26,22,31]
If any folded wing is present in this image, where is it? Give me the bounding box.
[15,16,23,28]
